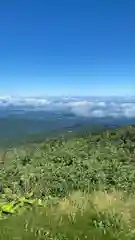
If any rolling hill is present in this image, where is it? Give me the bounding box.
[0,124,135,239]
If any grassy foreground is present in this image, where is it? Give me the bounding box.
[0,125,135,239]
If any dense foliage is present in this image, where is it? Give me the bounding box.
[0,124,135,239]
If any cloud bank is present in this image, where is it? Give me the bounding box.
[0,96,135,119]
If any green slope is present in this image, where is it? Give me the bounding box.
[0,125,135,239]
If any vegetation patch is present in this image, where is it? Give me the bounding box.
[0,125,135,239]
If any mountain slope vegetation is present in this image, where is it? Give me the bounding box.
[0,125,135,239]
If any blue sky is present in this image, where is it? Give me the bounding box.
[0,0,135,96]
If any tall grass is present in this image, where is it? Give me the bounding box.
[0,190,135,239]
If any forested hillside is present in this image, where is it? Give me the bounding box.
[0,125,135,239]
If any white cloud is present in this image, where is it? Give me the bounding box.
[96,102,106,107]
[0,96,50,107]
[0,96,135,119]
[65,100,92,107]
[70,105,92,117]
[90,109,106,118]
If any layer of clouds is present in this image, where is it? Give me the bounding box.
[0,96,135,118]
